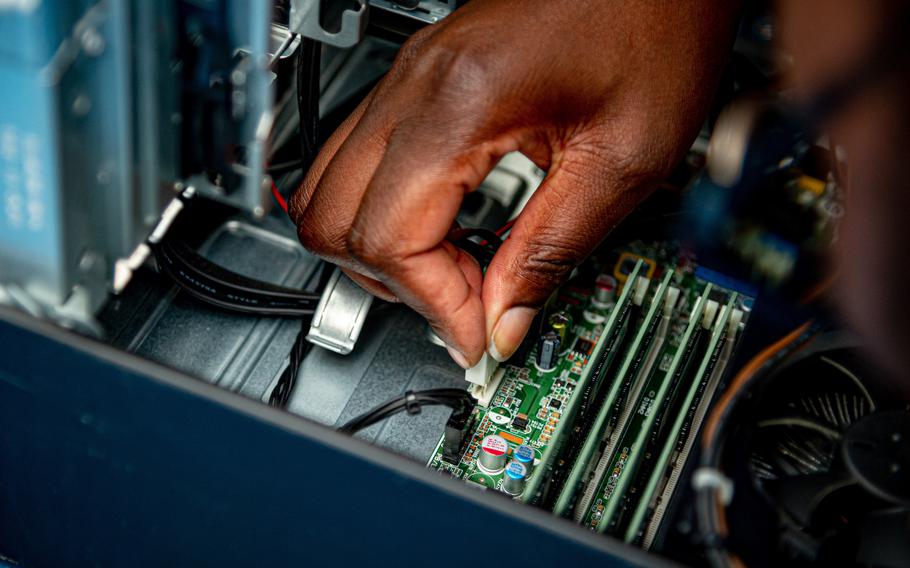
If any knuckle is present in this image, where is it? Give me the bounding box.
[345,227,395,269]
[296,212,345,258]
[295,223,326,256]
[394,26,435,70]
[287,184,312,225]
[425,44,491,97]
[393,30,491,100]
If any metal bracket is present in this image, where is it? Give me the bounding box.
[306,267,373,354]
[368,0,455,25]
[290,0,368,49]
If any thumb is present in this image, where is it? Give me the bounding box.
[482,155,651,362]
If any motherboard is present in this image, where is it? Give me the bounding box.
[429,242,752,549]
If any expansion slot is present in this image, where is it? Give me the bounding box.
[630,302,744,548]
[591,284,715,532]
[554,271,674,519]
[523,261,644,507]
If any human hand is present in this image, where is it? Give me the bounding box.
[290,0,738,368]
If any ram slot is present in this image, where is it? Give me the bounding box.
[630,302,744,549]
[523,261,645,508]
[568,284,681,525]
[554,271,674,520]
[592,284,715,533]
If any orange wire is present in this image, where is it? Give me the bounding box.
[799,272,835,305]
[700,321,814,568]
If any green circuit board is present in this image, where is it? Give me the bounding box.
[428,242,753,546]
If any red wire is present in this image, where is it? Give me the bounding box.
[271,181,289,214]
[495,218,516,236]
[477,218,516,247]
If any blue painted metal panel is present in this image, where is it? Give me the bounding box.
[0,308,662,567]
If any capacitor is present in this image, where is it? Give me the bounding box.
[501,461,528,496]
[478,434,508,474]
[547,311,571,347]
[513,444,535,474]
[594,274,617,306]
[536,331,560,371]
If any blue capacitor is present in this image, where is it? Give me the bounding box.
[513,444,534,472]
[502,461,528,496]
[536,331,560,371]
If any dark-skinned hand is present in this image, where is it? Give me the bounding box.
[290,0,739,368]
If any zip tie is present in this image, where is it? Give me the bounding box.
[404,391,421,416]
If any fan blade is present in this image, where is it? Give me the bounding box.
[763,469,856,525]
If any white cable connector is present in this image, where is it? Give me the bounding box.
[469,367,505,407]
[465,352,498,388]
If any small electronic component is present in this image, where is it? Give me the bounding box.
[593,274,617,306]
[536,331,560,371]
[548,311,571,347]
[502,461,529,496]
[549,399,562,410]
[478,435,508,474]
[499,431,525,446]
[572,337,594,355]
[514,444,535,472]
[511,413,530,430]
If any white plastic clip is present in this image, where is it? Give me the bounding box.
[693,467,734,505]
[307,267,373,354]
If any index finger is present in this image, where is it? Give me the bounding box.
[346,119,522,366]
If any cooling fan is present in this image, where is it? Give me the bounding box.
[741,344,910,566]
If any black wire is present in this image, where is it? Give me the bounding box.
[339,388,474,434]
[153,239,320,316]
[297,37,322,168]
[268,319,313,408]
[267,159,307,176]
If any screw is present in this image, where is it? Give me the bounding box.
[72,94,91,116]
[80,28,105,56]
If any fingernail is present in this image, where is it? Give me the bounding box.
[489,306,537,362]
[446,345,471,370]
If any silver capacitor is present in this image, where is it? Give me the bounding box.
[501,461,528,496]
[478,434,508,474]
[594,274,618,306]
[536,331,560,371]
